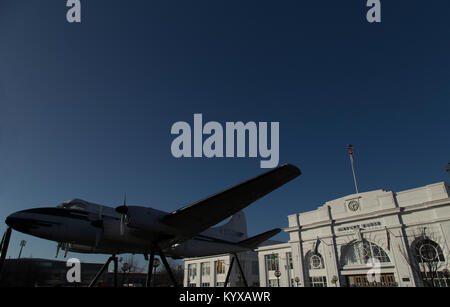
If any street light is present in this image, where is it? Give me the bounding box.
[152,258,160,287]
[331,275,338,287]
[274,270,281,287]
[121,262,130,287]
[18,240,26,259]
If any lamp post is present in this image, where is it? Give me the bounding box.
[152,258,160,287]
[331,275,338,287]
[274,270,281,287]
[121,262,130,287]
[18,240,26,259]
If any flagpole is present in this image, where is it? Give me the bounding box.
[348,144,359,194]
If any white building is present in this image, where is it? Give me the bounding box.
[258,182,450,287]
[183,251,260,287]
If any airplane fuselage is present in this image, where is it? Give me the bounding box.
[5,204,247,258]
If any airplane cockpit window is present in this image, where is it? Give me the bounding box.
[57,198,117,216]
[58,199,90,210]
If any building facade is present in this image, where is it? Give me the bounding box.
[258,182,450,287]
[257,243,296,287]
[183,251,259,287]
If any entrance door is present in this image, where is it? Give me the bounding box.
[346,273,397,287]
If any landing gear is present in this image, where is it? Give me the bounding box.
[0,227,12,279]
[146,245,155,287]
[146,243,178,287]
[88,254,119,287]
[224,253,248,287]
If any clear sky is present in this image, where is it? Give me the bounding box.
[0,0,449,269]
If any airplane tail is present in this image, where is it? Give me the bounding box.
[210,210,248,241]
[236,228,281,249]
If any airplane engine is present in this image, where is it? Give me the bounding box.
[121,206,171,234]
[66,243,97,253]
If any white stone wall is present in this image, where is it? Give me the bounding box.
[257,243,296,287]
[262,181,450,287]
[183,251,259,287]
[183,182,450,287]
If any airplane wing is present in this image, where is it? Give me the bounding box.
[162,163,300,239]
[236,228,281,249]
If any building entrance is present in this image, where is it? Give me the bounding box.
[346,273,397,287]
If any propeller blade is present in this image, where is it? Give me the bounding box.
[120,214,125,235]
[64,243,68,258]
[116,192,128,236]
[55,243,61,258]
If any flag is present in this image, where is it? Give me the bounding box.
[386,229,390,251]
[314,238,320,254]
[348,144,354,159]
[271,253,277,270]
[348,144,359,194]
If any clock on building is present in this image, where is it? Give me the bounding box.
[348,200,360,211]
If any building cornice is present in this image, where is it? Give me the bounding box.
[284,198,450,233]
[255,243,291,252]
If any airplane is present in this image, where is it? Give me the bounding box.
[0,163,301,287]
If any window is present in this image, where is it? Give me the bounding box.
[413,238,445,263]
[342,240,390,266]
[188,283,196,287]
[429,272,450,287]
[216,282,225,287]
[201,262,210,276]
[201,282,210,287]
[346,274,397,287]
[309,276,327,287]
[264,254,279,271]
[188,263,197,278]
[306,251,324,270]
[268,279,279,287]
[286,252,293,269]
[216,260,225,275]
[411,237,448,287]
[311,255,322,269]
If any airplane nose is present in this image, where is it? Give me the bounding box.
[5,212,32,233]
[5,216,11,226]
[6,212,21,227]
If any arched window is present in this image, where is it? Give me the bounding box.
[342,240,390,266]
[411,237,445,263]
[306,251,325,270]
[410,237,448,287]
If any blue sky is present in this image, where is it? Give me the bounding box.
[0,0,449,268]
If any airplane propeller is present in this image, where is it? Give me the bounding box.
[56,242,70,258]
[115,193,128,236]
[64,243,69,258]
[55,242,61,258]
[91,206,104,248]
